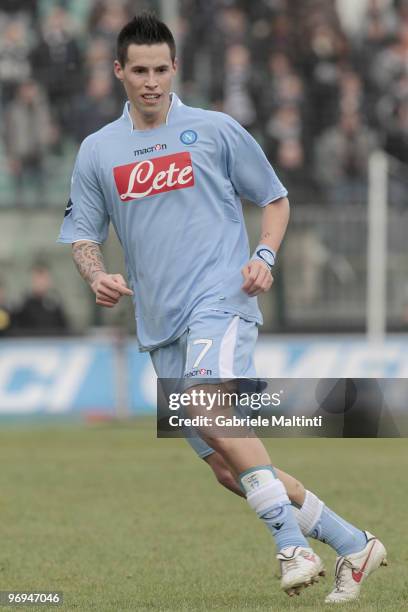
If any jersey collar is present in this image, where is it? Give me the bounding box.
[123,92,182,133]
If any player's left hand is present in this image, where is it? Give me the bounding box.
[241,260,273,297]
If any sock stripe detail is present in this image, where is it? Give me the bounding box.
[296,490,324,536]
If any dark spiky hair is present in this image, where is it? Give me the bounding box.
[117,13,176,66]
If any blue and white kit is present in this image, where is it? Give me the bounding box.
[58,93,287,350]
[152,309,259,458]
[58,93,287,458]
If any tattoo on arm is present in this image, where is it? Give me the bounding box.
[72,241,106,284]
[261,231,271,241]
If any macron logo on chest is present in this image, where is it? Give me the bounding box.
[113,152,195,202]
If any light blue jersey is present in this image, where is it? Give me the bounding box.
[58,94,287,350]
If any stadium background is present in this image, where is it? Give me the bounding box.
[0,3,407,611]
[0,0,407,414]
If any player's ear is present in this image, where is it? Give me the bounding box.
[113,59,124,81]
[172,57,178,74]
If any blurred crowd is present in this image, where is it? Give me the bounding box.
[0,0,407,207]
[0,262,69,337]
[180,0,408,205]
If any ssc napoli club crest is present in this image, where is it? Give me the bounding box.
[180,130,198,145]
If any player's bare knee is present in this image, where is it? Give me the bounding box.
[204,453,242,495]
[214,467,235,490]
[211,462,233,489]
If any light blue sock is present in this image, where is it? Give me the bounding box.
[313,507,367,556]
[294,490,367,556]
[240,465,309,551]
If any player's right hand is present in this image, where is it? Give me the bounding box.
[91,272,133,308]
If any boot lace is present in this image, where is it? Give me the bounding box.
[334,558,354,592]
[282,555,301,574]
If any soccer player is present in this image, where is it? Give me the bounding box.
[58,14,386,602]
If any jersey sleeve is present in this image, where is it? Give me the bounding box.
[57,136,109,244]
[222,115,288,206]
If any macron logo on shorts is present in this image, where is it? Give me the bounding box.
[113,152,195,202]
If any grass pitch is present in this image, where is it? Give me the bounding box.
[0,419,407,611]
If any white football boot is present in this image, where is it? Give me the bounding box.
[325,531,387,603]
[277,546,325,596]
